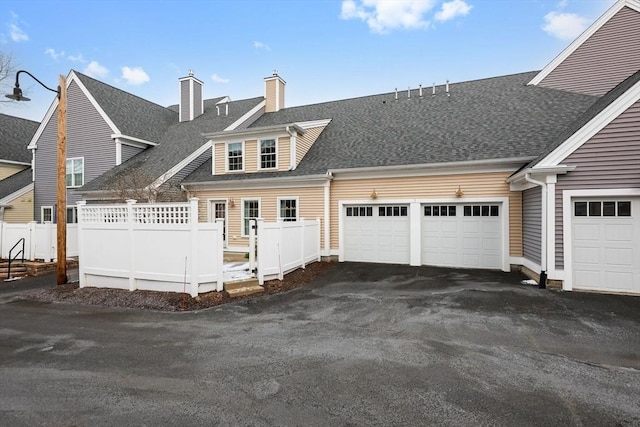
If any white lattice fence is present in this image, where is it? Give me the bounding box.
[77,198,224,296]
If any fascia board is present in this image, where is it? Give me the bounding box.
[329,157,534,180]
[536,79,640,167]
[529,0,640,86]
[111,133,158,147]
[0,159,31,166]
[206,122,305,141]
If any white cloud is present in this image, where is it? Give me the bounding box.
[9,23,28,42]
[67,53,86,63]
[543,11,589,40]
[121,66,150,85]
[254,41,271,51]
[44,48,65,61]
[211,73,230,84]
[84,61,109,79]
[340,0,435,33]
[435,0,472,22]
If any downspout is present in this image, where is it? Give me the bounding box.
[525,173,547,289]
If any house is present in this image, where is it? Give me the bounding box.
[29,0,639,295]
[0,113,38,223]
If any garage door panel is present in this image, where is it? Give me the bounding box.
[422,203,502,270]
[572,198,639,294]
[344,205,410,264]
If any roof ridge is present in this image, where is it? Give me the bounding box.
[275,71,541,112]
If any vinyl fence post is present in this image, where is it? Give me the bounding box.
[76,201,86,288]
[45,221,53,262]
[189,198,199,297]
[316,218,322,262]
[255,218,264,285]
[126,199,137,291]
[27,221,37,261]
[300,218,306,269]
[215,218,224,292]
[249,219,257,277]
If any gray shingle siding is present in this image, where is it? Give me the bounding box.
[522,186,542,266]
[538,6,640,97]
[34,80,115,221]
[180,80,190,122]
[554,99,640,269]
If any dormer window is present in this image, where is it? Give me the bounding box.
[260,139,276,169]
[227,142,244,172]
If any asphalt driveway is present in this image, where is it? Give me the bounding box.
[1,263,638,426]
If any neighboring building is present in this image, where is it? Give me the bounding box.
[0,113,38,223]
[30,0,639,294]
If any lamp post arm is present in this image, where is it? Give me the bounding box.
[15,70,61,99]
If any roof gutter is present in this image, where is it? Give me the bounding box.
[182,173,331,191]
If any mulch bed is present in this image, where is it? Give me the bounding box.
[17,261,335,312]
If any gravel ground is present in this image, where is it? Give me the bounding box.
[17,261,335,311]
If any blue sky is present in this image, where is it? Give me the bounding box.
[1,0,615,122]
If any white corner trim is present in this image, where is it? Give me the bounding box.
[224,100,266,131]
[561,188,640,291]
[529,0,640,86]
[150,140,212,189]
[0,182,33,205]
[537,79,640,167]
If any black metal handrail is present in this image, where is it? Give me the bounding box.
[6,238,25,279]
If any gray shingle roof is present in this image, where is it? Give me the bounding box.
[524,69,640,170]
[0,113,38,163]
[74,71,177,143]
[0,167,32,199]
[81,96,264,191]
[184,71,598,184]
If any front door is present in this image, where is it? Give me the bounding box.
[210,200,227,247]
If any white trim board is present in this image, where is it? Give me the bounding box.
[0,182,33,205]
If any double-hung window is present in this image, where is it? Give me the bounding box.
[242,199,260,236]
[260,139,276,169]
[227,142,243,171]
[41,206,53,223]
[278,198,298,222]
[66,158,84,187]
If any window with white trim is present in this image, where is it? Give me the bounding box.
[66,158,84,187]
[278,198,298,222]
[41,206,53,223]
[227,142,243,171]
[260,139,276,169]
[242,199,259,236]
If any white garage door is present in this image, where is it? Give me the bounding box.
[343,205,410,264]
[572,198,640,294]
[422,204,502,269]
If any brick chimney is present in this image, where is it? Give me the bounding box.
[179,70,204,122]
[264,70,285,113]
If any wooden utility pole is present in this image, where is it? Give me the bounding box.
[56,74,67,286]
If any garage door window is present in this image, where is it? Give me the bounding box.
[424,205,456,216]
[346,206,373,217]
[463,205,499,217]
[574,201,631,217]
[379,206,408,217]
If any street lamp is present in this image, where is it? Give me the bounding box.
[6,70,68,286]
